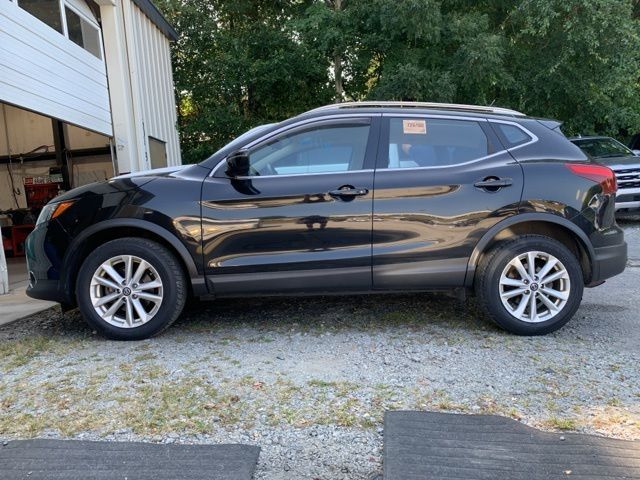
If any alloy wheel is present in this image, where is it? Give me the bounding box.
[89,255,164,328]
[498,250,571,323]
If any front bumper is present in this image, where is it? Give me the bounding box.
[25,221,71,304]
[614,186,640,211]
[589,241,627,285]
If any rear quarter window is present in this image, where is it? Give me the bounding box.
[492,123,532,148]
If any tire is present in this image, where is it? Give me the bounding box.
[475,235,583,335]
[76,238,187,340]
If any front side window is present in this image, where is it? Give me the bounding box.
[19,0,63,33]
[385,118,489,169]
[245,122,371,176]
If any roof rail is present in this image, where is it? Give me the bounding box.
[307,101,525,117]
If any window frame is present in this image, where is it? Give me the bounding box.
[16,0,103,59]
[490,121,533,149]
[212,115,380,179]
[63,1,103,59]
[376,114,538,171]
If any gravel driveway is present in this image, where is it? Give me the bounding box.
[1,222,639,479]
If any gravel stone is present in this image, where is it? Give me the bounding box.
[0,223,639,479]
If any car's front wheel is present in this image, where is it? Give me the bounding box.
[475,235,584,335]
[76,238,187,340]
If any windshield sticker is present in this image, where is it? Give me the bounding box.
[403,119,427,134]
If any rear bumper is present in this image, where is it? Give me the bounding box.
[589,241,627,285]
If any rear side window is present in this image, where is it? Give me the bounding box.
[384,118,489,169]
[492,123,531,148]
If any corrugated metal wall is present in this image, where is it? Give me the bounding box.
[129,3,181,166]
[0,1,112,136]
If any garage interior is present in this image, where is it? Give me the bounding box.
[0,101,115,289]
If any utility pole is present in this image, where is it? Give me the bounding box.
[0,225,8,294]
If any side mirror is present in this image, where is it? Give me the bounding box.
[226,150,250,177]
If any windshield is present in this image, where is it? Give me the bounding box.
[210,124,276,160]
[572,137,634,158]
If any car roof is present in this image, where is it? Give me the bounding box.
[294,101,527,121]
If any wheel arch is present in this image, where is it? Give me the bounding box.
[61,219,207,304]
[465,213,596,287]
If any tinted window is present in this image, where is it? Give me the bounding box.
[247,123,370,176]
[384,118,489,168]
[19,0,62,33]
[493,123,531,148]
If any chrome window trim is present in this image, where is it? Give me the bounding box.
[488,118,539,152]
[232,169,375,180]
[210,113,380,178]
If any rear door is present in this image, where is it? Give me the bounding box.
[372,115,525,289]
[201,116,380,295]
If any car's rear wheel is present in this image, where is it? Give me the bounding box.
[76,238,187,340]
[475,235,583,335]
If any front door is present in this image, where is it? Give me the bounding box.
[372,115,525,289]
[201,116,380,295]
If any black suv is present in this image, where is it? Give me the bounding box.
[26,102,627,340]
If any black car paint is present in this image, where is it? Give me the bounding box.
[26,107,627,306]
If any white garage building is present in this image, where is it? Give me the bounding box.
[0,0,182,294]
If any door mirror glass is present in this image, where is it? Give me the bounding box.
[226,150,250,177]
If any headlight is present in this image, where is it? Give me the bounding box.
[36,200,75,226]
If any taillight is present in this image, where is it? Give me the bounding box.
[566,163,617,194]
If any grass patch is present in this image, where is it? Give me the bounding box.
[0,336,81,370]
[545,416,578,430]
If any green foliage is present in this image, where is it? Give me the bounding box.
[156,0,332,164]
[155,0,640,163]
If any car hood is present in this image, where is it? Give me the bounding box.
[112,164,190,180]
[593,155,640,169]
[52,164,203,203]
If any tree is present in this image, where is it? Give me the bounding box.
[156,0,332,163]
[156,0,640,161]
[499,0,640,136]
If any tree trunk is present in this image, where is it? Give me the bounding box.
[334,54,343,102]
[0,225,8,295]
[331,0,343,102]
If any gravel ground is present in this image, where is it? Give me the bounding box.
[1,222,639,479]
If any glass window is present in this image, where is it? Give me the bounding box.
[571,137,633,159]
[385,118,489,169]
[19,0,63,33]
[65,6,101,58]
[493,123,531,148]
[148,137,167,169]
[246,123,370,176]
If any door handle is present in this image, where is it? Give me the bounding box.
[474,177,513,189]
[328,187,369,198]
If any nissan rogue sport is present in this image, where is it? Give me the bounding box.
[26,102,627,340]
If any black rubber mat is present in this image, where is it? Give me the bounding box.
[0,439,260,480]
[384,411,640,480]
